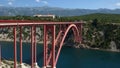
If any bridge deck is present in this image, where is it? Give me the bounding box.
[0,20,83,26]
[0,20,83,68]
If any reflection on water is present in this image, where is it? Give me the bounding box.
[1,41,120,68]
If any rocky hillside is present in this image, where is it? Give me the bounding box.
[82,21,120,49]
[0,13,120,51]
[0,26,43,43]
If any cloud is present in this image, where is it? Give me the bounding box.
[116,2,120,6]
[35,0,48,4]
[8,2,13,5]
[42,1,48,4]
[8,0,14,1]
[7,0,14,6]
[36,0,41,2]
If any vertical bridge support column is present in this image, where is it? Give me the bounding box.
[0,45,1,66]
[79,23,82,43]
[19,26,27,68]
[20,26,23,67]
[33,26,39,68]
[43,25,48,68]
[13,27,17,68]
[52,25,56,68]
[43,25,56,68]
[20,26,22,65]
[31,26,34,68]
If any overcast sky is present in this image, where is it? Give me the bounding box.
[0,0,120,9]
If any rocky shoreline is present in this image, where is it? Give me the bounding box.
[0,23,119,53]
[0,60,31,68]
[72,43,120,52]
[0,38,119,53]
[0,39,44,44]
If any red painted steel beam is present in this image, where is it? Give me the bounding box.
[43,25,48,67]
[0,20,84,26]
[55,24,80,65]
[55,30,62,45]
[34,26,37,63]
[0,20,83,68]
[72,28,78,42]
[46,25,55,66]
[20,26,23,64]
[13,27,17,68]
[0,45,1,65]
[52,25,56,68]
[31,26,34,68]
[46,30,63,65]
[80,23,82,43]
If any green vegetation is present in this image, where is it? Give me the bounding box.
[0,13,120,50]
[0,13,120,23]
[68,13,120,23]
[83,21,120,49]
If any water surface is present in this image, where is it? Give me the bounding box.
[1,41,120,68]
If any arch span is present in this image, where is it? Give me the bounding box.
[55,24,81,65]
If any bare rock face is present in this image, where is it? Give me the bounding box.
[0,60,32,68]
[0,61,12,68]
[109,41,118,51]
[73,43,90,49]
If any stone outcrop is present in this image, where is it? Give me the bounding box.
[0,60,31,68]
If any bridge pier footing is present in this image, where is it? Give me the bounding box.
[18,63,27,68]
[42,66,46,68]
[34,63,40,68]
[42,66,56,68]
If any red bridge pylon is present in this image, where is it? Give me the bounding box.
[43,23,82,68]
[0,20,83,68]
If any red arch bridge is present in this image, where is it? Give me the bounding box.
[0,20,83,68]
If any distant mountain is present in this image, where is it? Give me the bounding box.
[0,6,120,16]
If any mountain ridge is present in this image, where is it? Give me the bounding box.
[0,6,120,16]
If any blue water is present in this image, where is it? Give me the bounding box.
[1,41,120,68]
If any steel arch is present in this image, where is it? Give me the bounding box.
[55,24,81,65]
